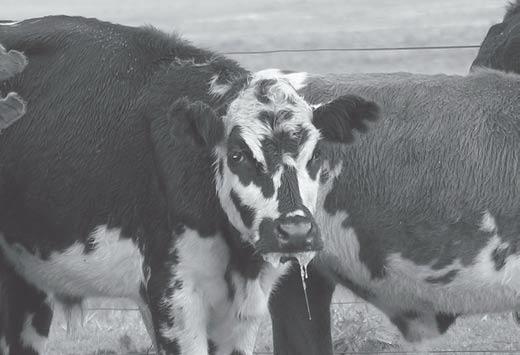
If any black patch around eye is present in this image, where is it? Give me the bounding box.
[255,79,277,104]
[230,189,255,228]
[306,148,322,181]
[227,127,276,198]
[83,235,97,254]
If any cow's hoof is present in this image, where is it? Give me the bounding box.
[512,311,520,326]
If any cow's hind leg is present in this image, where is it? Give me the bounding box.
[269,261,336,355]
[0,261,53,355]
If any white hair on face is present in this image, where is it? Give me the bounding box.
[221,70,315,167]
[213,69,323,238]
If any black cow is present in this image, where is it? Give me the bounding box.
[0,16,377,355]
[0,44,26,130]
[472,0,520,73]
[267,69,520,354]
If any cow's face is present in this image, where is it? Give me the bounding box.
[174,71,378,263]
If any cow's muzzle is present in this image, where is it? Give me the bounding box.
[258,215,323,256]
[274,216,323,253]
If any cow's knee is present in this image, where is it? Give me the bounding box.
[0,262,53,355]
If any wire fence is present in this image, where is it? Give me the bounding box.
[83,301,520,355]
[222,44,481,55]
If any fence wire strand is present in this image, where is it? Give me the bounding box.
[223,44,481,55]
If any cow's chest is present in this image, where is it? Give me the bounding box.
[171,229,290,351]
[0,225,145,300]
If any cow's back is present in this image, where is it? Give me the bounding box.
[0,16,172,252]
[304,70,520,220]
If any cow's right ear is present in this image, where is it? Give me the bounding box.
[168,97,224,148]
[312,94,379,144]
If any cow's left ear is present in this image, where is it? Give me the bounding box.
[169,97,224,147]
[312,95,379,144]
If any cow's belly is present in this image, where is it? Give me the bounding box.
[317,208,520,340]
[0,225,145,300]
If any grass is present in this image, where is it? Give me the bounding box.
[7,0,520,353]
[48,292,520,354]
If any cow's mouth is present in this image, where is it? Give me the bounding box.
[262,251,316,269]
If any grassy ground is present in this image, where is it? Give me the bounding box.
[6,0,520,353]
[48,292,520,354]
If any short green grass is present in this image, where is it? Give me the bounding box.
[8,0,520,353]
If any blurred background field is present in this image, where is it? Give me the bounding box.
[5,0,520,353]
[1,0,507,74]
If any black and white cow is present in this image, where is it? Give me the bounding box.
[267,68,520,355]
[0,16,377,355]
[472,0,520,73]
[0,44,26,130]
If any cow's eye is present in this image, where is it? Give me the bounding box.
[229,151,243,163]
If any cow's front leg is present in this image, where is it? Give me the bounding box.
[0,260,53,355]
[147,256,209,355]
[211,318,259,355]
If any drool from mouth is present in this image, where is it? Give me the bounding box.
[263,251,315,320]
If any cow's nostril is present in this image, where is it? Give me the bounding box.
[278,222,312,237]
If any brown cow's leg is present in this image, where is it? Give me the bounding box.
[0,259,53,355]
[269,261,335,355]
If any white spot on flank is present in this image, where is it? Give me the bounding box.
[21,314,47,353]
[0,336,9,355]
[481,210,497,233]
[0,225,145,300]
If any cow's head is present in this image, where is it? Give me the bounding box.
[170,70,378,264]
[471,0,520,73]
